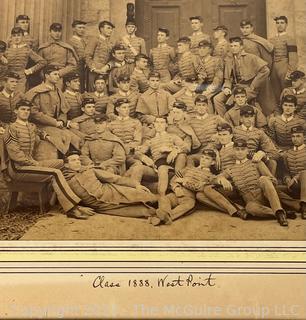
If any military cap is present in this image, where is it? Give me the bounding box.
[112,44,126,52]
[195,95,208,103]
[16,15,30,22]
[148,71,161,79]
[281,94,297,106]
[233,86,247,96]
[43,65,60,75]
[117,74,130,82]
[5,72,20,80]
[15,99,33,109]
[63,72,80,83]
[217,123,233,133]
[94,73,108,82]
[189,16,203,22]
[184,75,198,83]
[99,20,115,29]
[201,149,216,159]
[125,18,136,26]
[135,53,149,61]
[0,41,7,52]
[213,25,228,32]
[114,98,130,108]
[172,101,187,110]
[158,27,170,36]
[72,20,87,27]
[177,36,191,44]
[240,19,253,27]
[50,23,62,31]
[229,36,243,43]
[291,125,304,134]
[82,98,95,107]
[274,16,288,23]
[64,150,81,162]
[198,40,212,48]
[11,27,24,35]
[240,105,255,116]
[233,139,248,148]
[289,70,305,81]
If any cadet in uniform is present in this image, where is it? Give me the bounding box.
[269,16,298,101]
[233,106,279,175]
[63,72,83,120]
[283,126,306,219]
[2,100,94,220]
[68,20,87,93]
[213,37,270,116]
[119,18,146,63]
[130,53,150,93]
[217,139,289,226]
[268,95,306,151]
[106,74,139,120]
[0,72,23,133]
[38,23,78,80]
[212,25,230,60]
[149,28,176,83]
[224,86,267,128]
[281,71,306,120]
[173,76,199,113]
[189,16,211,55]
[176,37,200,79]
[196,40,223,100]
[136,71,175,125]
[26,66,81,157]
[135,117,188,195]
[82,74,110,122]
[85,20,115,91]
[107,98,143,168]
[6,27,46,92]
[239,19,274,68]
[107,44,134,94]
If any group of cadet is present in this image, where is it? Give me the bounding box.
[0,13,305,227]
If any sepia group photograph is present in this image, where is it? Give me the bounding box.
[0,0,305,242]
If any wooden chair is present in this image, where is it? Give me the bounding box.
[5,181,50,214]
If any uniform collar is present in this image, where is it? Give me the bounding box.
[192,31,203,36]
[199,166,211,171]
[281,114,294,122]
[222,141,234,148]
[127,34,136,38]
[65,89,77,96]
[23,31,29,36]
[155,131,167,137]
[72,35,82,40]
[217,38,227,44]
[118,90,131,96]
[113,60,126,67]
[201,55,213,63]
[147,88,159,95]
[157,43,167,48]
[15,119,29,126]
[236,158,248,164]
[1,90,14,98]
[117,116,130,121]
[241,124,253,131]
[184,89,196,97]
[293,144,305,151]
[99,34,107,41]
[12,43,27,48]
[196,113,209,120]
[95,91,104,97]
[277,31,287,36]
[134,67,145,74]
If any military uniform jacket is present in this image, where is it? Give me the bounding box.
[283,144,306,178]
[38,41,78,77]
[223,50,269,91]
[281,86,306,120]
[64,90,83,120]
[0,90,24,126]
[119,34,146,61]
[107,90,139,119]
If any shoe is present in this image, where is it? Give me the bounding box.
[276,210,288,227]
[148,216,161,226]
[67,208,89,220]
[286,211,297,219]
[236,209,248,220]
[156,209,172,225]
[300,203,306,219]
[78,206,95,216]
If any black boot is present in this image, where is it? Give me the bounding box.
[276,210,288,227]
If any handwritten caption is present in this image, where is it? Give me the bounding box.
[92,273,216,289]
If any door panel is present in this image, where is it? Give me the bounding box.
[135,0,267,52]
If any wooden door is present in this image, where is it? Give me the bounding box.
[135,0,267,52]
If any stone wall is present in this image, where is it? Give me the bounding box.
[266,0,306,72]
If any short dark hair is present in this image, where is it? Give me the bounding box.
[99,20,115,30]
[158,28,170,37]
[229,37,243,45]
[64,150,81,163]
